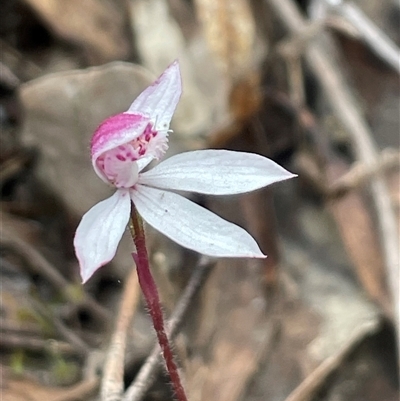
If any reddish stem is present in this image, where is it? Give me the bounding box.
[130,205,187,401]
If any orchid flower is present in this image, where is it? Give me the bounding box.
[74,61,295,283]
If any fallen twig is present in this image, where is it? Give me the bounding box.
[0,333,78,356]
[1,228,110,323]
[294,147,400,199]
[0,152,32,187]
[308,0,400,73]
[329,149,400,198]
[331,1,400,73]
[283,320,380,401]
[30,298,90,356]
[52,378,99,401]
[0,39,42,80]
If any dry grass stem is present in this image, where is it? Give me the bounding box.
[0,333,78,356]
[329,149,400,198]
[52,378,99,401]
[30,298,90,355]
[101,266,140,401]
[331,2,400,73]
[283,320,380,401]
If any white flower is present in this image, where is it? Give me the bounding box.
[74,61,296,283]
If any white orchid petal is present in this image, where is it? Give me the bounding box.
[74,190,131,283]
[139,150,296,195]
[131,185,266,258]
[127,61,182,129]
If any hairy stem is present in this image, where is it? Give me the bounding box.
[129,204,187,401]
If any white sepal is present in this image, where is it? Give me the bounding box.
[128,61,182,130]
[74,190,131,283]
[139,150,296,195]
[131,185,266,258]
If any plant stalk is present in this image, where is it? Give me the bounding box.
[129,204,188,401]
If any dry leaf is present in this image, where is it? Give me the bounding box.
[184,258,276,401]
[326,160,391,314]
[194,0,256,79]
[21,0,130,63]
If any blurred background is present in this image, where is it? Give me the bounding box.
[0,0,399,400]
